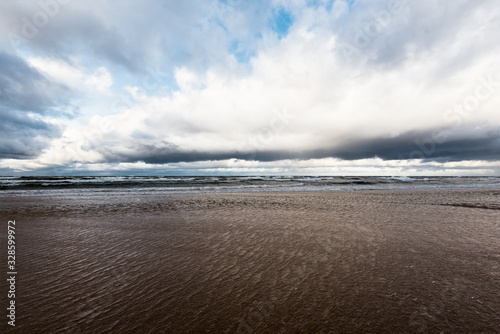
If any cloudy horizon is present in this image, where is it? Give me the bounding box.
[1,0,499,176]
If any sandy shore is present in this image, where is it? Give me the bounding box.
[1,189,499,333]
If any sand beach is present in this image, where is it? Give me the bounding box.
[1,187,499,333]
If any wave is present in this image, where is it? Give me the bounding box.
[1,176,499,193]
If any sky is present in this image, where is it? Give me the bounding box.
[0,0,499,176]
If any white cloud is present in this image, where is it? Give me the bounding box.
[85,67,113,93]
[28,57,114,97]
[28,57,84,88]
[1,0,500,174]
[60,11,498,161]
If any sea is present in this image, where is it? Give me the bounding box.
[1,175,500,194]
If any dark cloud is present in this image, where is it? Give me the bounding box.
[91,127,500,165]
[0,52,54,111]
[306,130,500,162]
[0,52,68,158]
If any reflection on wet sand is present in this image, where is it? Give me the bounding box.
[1,189,499,333]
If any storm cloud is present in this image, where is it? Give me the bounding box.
[87,128,500,165]
[0,52,70,158]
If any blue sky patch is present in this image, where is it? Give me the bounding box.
[229,40,256,63]
[269,7,294,39]
[306,0,335,11]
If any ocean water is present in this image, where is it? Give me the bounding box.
[1,175,500,194]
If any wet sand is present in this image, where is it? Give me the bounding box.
[1,189,500,333]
